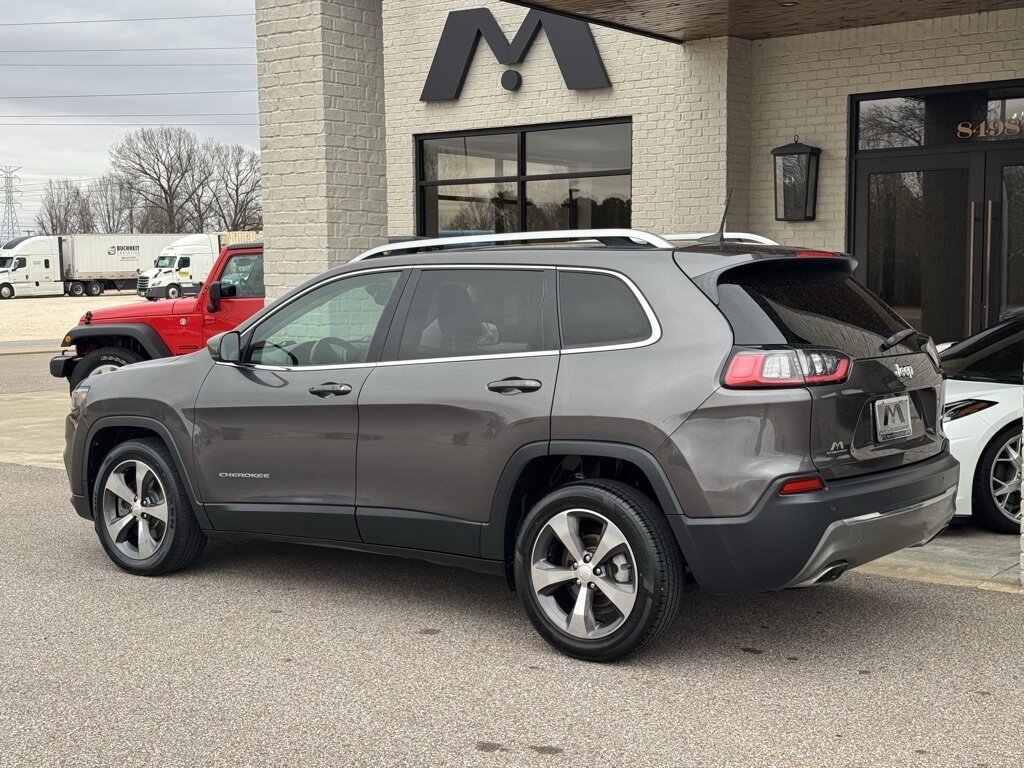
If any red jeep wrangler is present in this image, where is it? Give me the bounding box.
[50,241,265,388]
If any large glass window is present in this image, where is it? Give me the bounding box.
[417,120,631,237]
[397,269,549,360]
[856,85,1024,151]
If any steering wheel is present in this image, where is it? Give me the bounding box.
[310,336,360,365]
[260,341,298,366]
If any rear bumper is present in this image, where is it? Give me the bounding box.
[669,451,959,593]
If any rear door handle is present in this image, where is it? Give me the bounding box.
[487,378,542,395]
[308,382,352,398]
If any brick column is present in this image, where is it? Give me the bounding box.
[256,0,388,297]
[674,37,752,232]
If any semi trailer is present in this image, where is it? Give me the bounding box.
[0,234,185,298]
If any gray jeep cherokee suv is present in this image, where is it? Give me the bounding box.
[64,229,958,661]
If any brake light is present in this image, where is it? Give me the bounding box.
[779,476,826,495]
[796,250,838,258]
[723,348,851,388]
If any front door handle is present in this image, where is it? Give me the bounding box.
[308,382,352,398]
[487,378,542,395]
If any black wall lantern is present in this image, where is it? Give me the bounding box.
[771,136,821,221]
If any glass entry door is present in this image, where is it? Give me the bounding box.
[985,148,1024,324]
[854,153,984,342]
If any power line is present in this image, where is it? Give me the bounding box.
[0,113,255,117]
[0,89,257,99]
[0,13,255,27]
[0,46,255,52]
[0,63,256,67]
[0,122,258,126]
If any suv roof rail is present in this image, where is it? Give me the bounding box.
[666,232,780,245]
[352,228,677,262]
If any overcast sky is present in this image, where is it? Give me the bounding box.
[0,0,258,230]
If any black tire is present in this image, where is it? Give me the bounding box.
[85,281,103,296]
[165,284,181,300]
[68,281,85,297]
[69,345,145,389]
[971,422,1022,534]
[514,480,684,662]
[0,283,12,300]
[92,438,206,575]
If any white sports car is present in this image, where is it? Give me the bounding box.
[940,313,1022,533]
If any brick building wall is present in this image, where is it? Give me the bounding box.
[381,0,745,237]
[257,1,1024,278]
[747,8,1024,249]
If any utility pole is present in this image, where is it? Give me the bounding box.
[0,166,21,246]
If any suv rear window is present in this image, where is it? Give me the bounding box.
[559,271,652,349]
[717,260,914,359]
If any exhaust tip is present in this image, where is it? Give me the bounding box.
[815,561,849,584]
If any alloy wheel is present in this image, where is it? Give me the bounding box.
[101,459,169,560]
[990,433,1022,522]
[529,508,638,640]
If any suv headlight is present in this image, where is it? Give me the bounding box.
[942,399,995,422]
[70,384,90,415]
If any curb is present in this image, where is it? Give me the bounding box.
[0,347,61,357]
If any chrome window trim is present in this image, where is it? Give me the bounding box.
[229,263,661,372]
[556,267,662,354]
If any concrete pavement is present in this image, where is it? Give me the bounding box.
[2,462,1023,767]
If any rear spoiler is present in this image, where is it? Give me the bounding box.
[676,251,858,304]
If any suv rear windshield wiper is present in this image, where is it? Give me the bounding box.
[880,328,916,351]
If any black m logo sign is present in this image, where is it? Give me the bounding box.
[420,9,611,102]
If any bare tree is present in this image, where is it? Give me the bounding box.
[35,179,94,234]
[109,127,213,232]
[209,142,262,231]
[88,174,131,233]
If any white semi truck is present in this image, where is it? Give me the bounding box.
[134,232,260,299]
[0,234,185,299]
[135,234,220,300]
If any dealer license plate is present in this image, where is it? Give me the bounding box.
[874,394,913,443]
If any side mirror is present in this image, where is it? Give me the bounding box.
[207,281,222,312]
[207,331,241,364]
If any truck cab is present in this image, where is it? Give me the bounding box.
[50,241,264,387]
[0,236,63,298]
[137,234,219,300]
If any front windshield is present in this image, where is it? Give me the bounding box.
[154,256,175,268]
[0,256,11,269]
[941,317,1023,385]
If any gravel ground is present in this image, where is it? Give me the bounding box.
[2,462,1023,768]
[0,292,146,343]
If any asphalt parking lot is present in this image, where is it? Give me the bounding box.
[2,350,1022,767]
[2,461,1024,768]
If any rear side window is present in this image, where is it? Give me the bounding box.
[397,268,549,360]
[559,271,652,349]
[717,261,913,359]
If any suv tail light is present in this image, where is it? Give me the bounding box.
[723,348,851,389]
